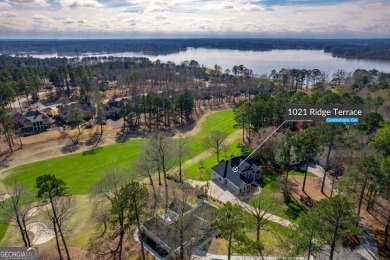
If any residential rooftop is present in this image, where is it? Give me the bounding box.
[142,201,216,253]
[211,155,261,187]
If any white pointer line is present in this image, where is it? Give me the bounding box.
[233,120,313,172]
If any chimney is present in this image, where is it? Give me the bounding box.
[240,151,245,156]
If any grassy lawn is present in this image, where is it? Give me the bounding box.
[0,224,8,242]
[3,109,236,196]
[0,199,12,243]
[3,140,144,195]
[183,109,236,155]
[251,170,306,223]
[184,139,242,181]
[0,195,97,249]
[283,170,316,177]
[206,221,292,256]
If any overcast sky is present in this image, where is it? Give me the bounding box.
[0,0,389,39]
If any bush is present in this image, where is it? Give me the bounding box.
[54,115,66,125]
[236,143,250,156]
[32,92,40,102]
[300,195,314,208]
[286,200,307,219]
[167,175,183,183]
[283,191,291,204]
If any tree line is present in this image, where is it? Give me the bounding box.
[2,38,390,60]
[1,53,389,155]
[119,91,194,132]
[233,84,390,256]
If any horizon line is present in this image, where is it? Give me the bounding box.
[0,37,389,41]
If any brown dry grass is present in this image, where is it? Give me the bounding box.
[39,247,89,260]
[288,175,331,201]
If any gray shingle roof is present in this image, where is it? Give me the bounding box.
[211,156,261,187]
[143,202,216,251]
[19,110,49,124]
[168,198,192,214]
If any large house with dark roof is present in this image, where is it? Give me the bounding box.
[211,155,262,196]
[14,110,51,135]
[57,102,95,123]
[102,99,120,119]
[141,197,217,259]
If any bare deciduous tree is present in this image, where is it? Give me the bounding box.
[203,130,228,162]
[41,196,74,259]
[134,154,160,210]
[90,167,130,260]
[36,174,71,260]
[177,136,190,183]
[142,134,176,210]
[244,192,276,257]
[0,179,34,247]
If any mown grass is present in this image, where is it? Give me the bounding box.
[0,224,7,242]
[3,109,236,196]
[0,195,97,249]
[252,170,306,223]
[184,109,236,155]
[206,220,292,256]
[283,170,317,177]
[3,139,144,195]
[184,139,242,181]
[0,198,12,243]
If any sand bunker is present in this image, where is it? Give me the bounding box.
[27,222,55,245]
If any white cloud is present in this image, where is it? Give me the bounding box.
[144,5,165,12]
[0,2,12,9]
[6,0,48,6]
[63,18,75,24]
[239,4,264,11]
[221,17,235,22]
[365,2,384,9]
[0,11,19,17]
[222,1,234,9]
[0,0,389,37]
[155,14,167,20]
[32,14,51,22]
[58,0,104,8]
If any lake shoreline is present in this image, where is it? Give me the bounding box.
[5,48,390,75]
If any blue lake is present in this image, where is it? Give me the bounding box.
[28,48,390,76]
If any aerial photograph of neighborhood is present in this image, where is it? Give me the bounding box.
[0,0,389,259]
